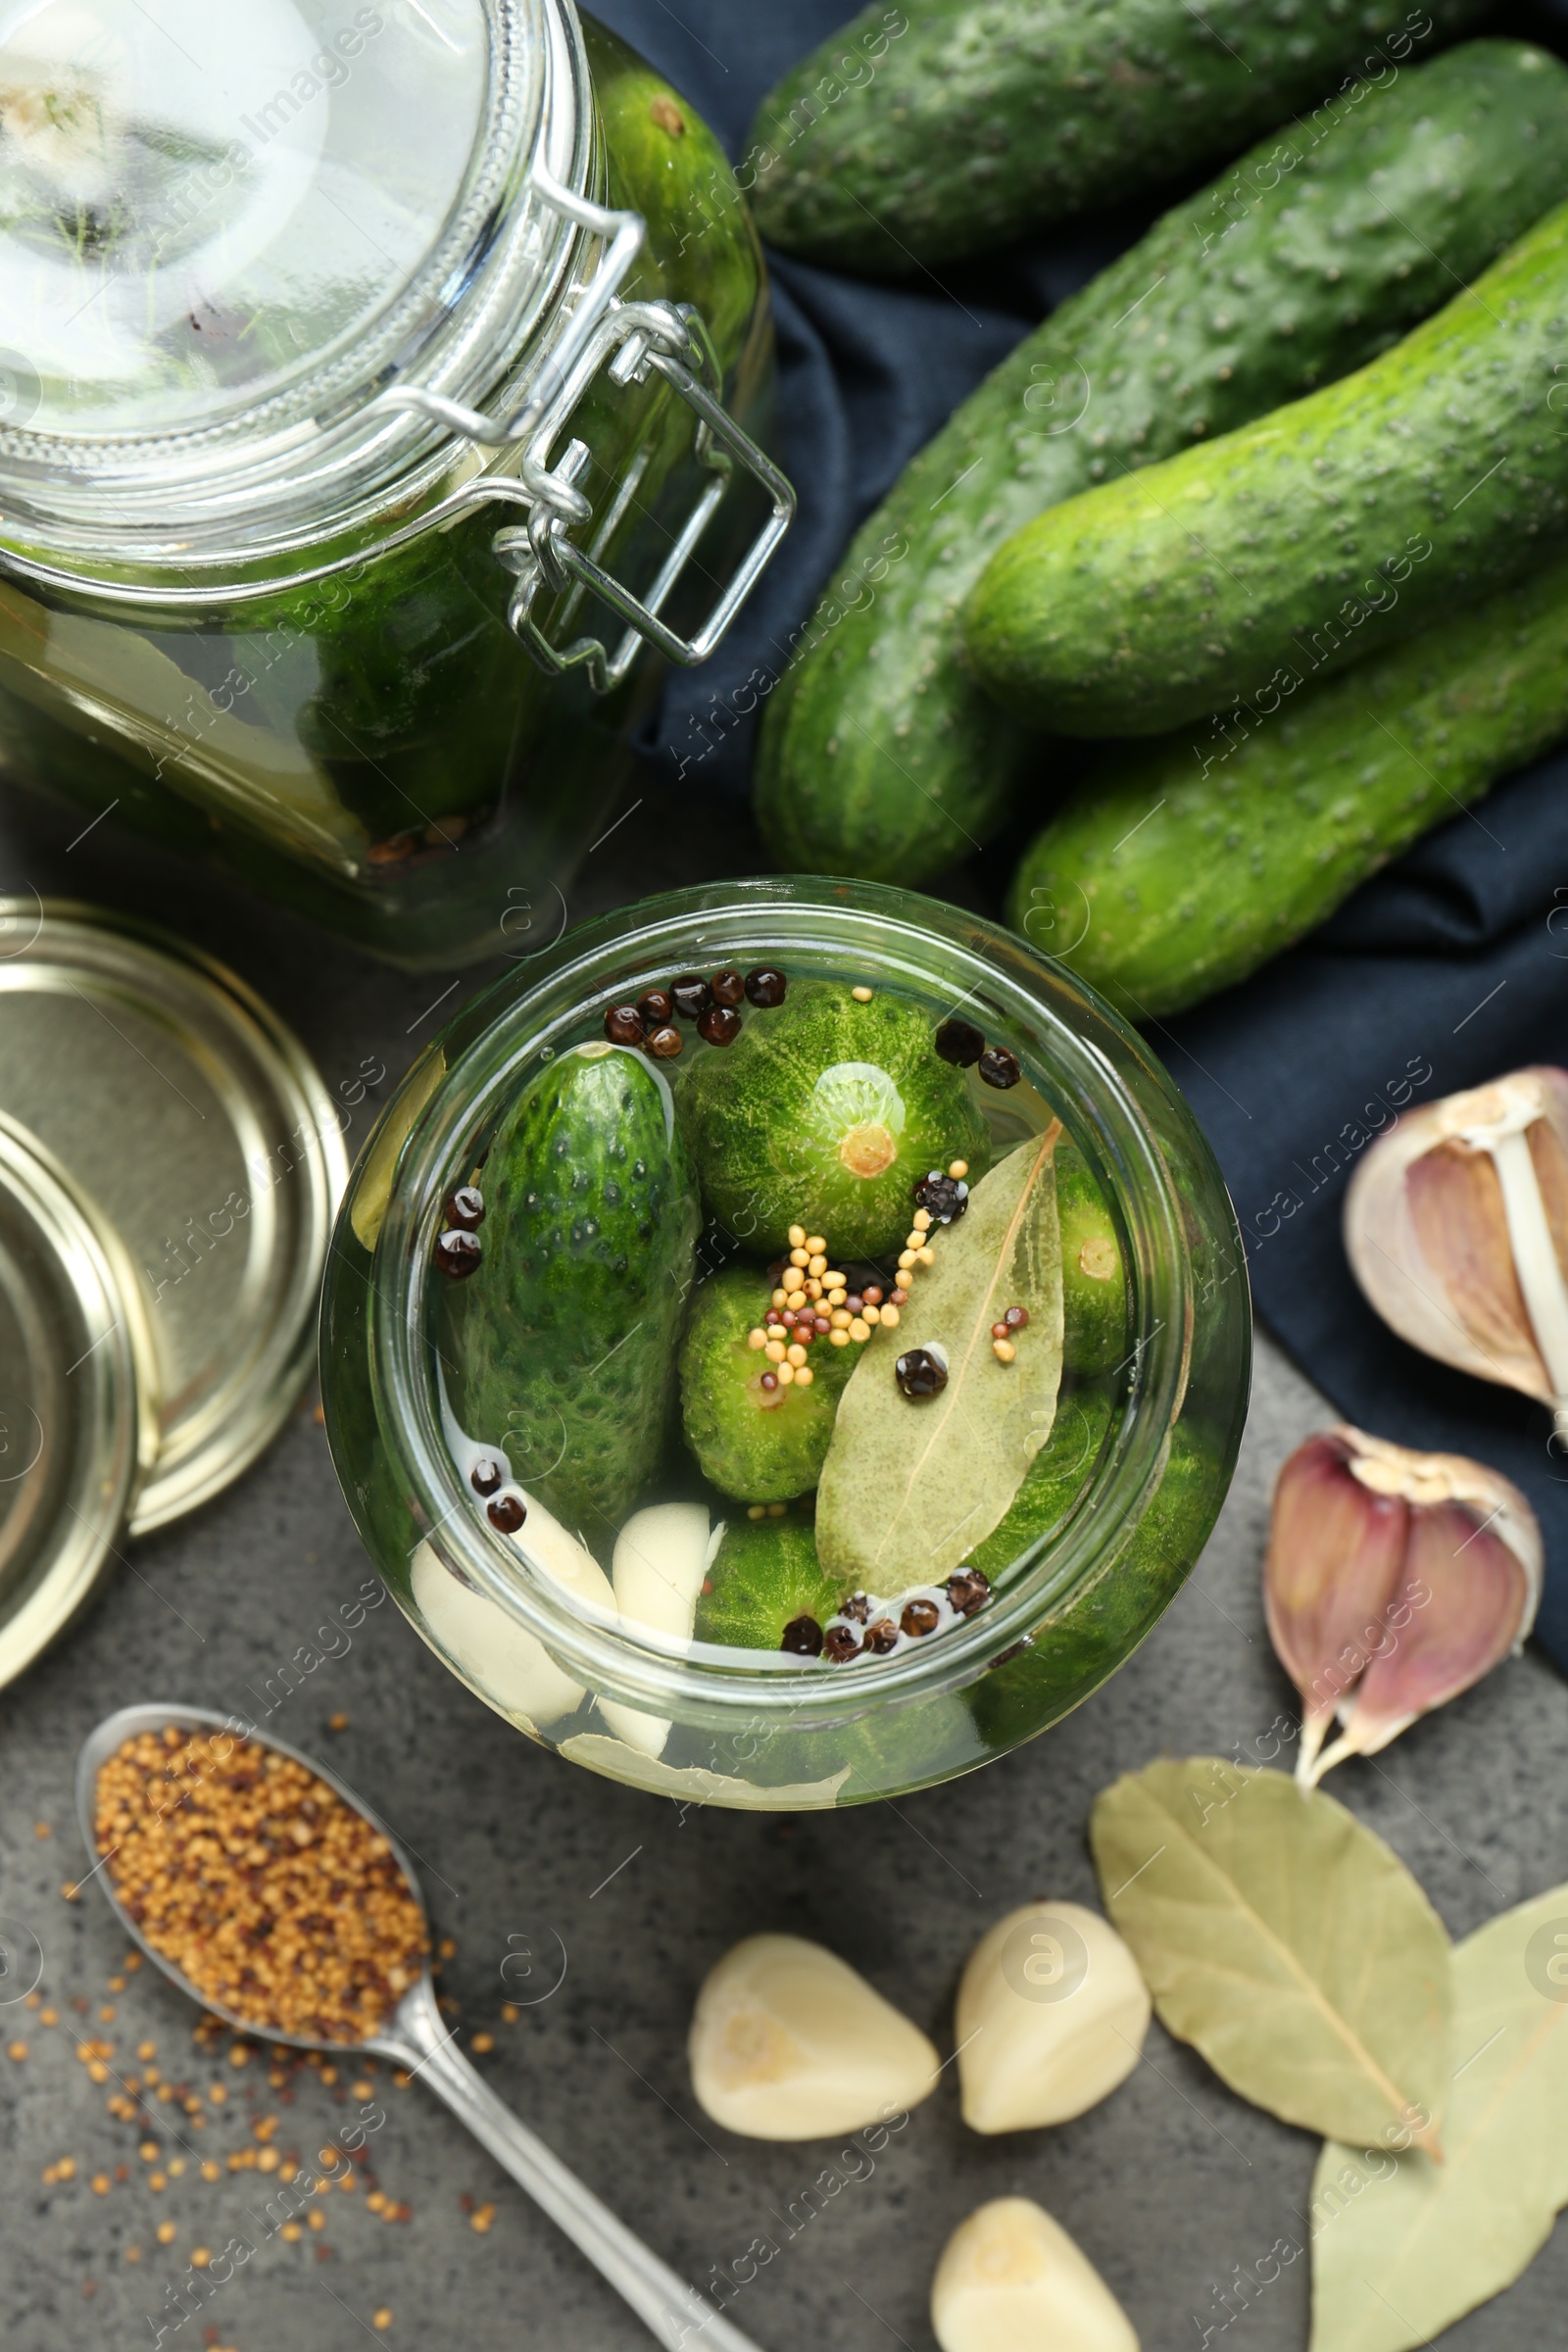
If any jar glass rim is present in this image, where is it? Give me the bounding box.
[363,879,1198,1735]
[0,0,590,580]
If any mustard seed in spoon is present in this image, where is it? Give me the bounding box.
[94,1726,427,2044]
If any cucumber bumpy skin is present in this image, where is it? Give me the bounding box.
[746,0,1488,274]
[753,40,1568,885]
[967,198,1568,739]
[446,1043,700,1540]
[1006,545,1568,1018]
[680,981,989,1259]
[679,1267,856,1503]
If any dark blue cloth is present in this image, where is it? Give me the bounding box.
[599,0,1568,1672]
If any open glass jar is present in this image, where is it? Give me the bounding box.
[321,881,1251,1809]
[0,2,787,965]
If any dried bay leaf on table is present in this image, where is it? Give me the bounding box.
[815,1123,1064,1589]
[1090,1760,1450,2151]
[1309,1882,1568,2352]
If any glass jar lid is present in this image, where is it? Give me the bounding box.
[0,900,350,1532]
[0,0,589,571]
[0,1107,157,1691]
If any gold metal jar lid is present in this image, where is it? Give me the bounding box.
[0,900,349,1535]
[0,1111,157,1690]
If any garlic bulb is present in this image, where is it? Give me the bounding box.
[689,1934,938,2139]
[931,2197,1139,2352]
[1345,1066,1568,1434]
[956,1901,1150,2132]
[1264,1427,1540,1784]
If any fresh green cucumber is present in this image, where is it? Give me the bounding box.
[964,1381,1116,1585]
[1057,1148,1128,1377]
[1006,546,1568,1018]
[746,0,1487,274]
[446,1042,700,1537]
[679,1266,856,1502]
[753,40,1568,884]
[969,1419,1221,1747]
[695,1516,844,1649]
[680,980,989,1258]
[967,198,1568,739]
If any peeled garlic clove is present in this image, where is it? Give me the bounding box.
[1264,1431,1410,1780]
[931,2197,1139,2352]
[956,1901,1150,2133]
[1345,1066,1568,1428]
[689,1933,938,2139]
[1313,1474,1540,1779]
[600,1505,720,1759]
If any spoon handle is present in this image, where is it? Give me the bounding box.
[387,1983,764,2352]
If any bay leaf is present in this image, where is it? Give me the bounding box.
[1309,1882,1568,2352]
[1090,1759,1449,2152]
[815,1123,1064,1589]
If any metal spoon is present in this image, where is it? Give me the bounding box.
[77,1703,760,2352]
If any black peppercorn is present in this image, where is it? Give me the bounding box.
[914,1172,968,1224]
[896,1346,948,1399]
[990,1636,1034,1669]
[698,1004,742,1048]
[710,967,746,1007]
[604,1004,644,1047]
[469,1456,505,1496]
[670,973,712,1019]
[839,1592,872,1624]
[979,1045,1022,1090]
[901,1599,941,1638]
[486,1494,526,1534]
[646,1024,683,1059]
[862,1618,900,1655]
[744,966,787,1007]
[443,1185,485,1231]
[822,1625,862,1664]
[434,1228,482,1279]
[638,988,673,1027]
[780,1614,824,1657]
[945,1568,992,1617]
[934,1016,986,1067]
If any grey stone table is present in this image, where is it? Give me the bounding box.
[1,788,1564,2352]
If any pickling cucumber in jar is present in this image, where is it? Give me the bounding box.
[325,883,1249,1808]
[753,39,1568,885]
[0,8,782,966]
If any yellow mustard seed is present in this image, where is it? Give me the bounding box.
[863,1304,882,1325]
[829,1329,850,1348]
[764,1340,786,1364]
[830,1307,852,1329]
[897,1250,916,1270]
[786,1344,807,1368]
[827,1287,847,1307]
[808,1253,827,1278]
[776,1362,796,1387]
[904,1231,923,1251]
[949,1159,968,1179]
[879,1304,901,1329]
[852,986,873,1002]
[805,1277,823,1299]
[795,1366,814,1388]
[748,1503,765,1520]
[746,1328,767,1350]
[805,1235,827,1255]
[771,1287,788,1310]
[912,1209,932,1231]
[788,1224,807,1248]
[782,1265,805,1294]
[788,1247,809,1269]
[993,1338,1017,1363]
[916,1246,936,1266]
[849,1318,870,1343]
[767,1501,788,1518]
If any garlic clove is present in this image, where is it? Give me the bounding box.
[931,2197,1139,2352]
[956,1901,1150,2133]
[1345,1066,1568,1425]
[601,1503,717,1761]
[1312,1478,1540,1779]
[1263,1431,1410,1782]
[689,1933,938,2139]
[1267,1427,1543,1786]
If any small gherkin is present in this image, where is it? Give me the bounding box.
[445,1043,700,1538]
